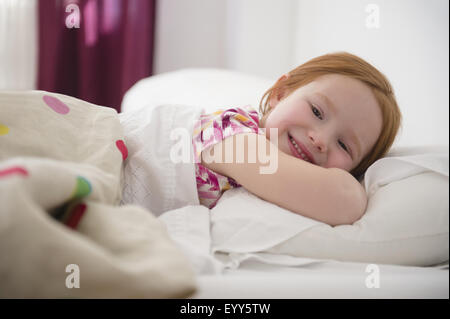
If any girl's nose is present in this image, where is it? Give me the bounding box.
[309,133,327,153]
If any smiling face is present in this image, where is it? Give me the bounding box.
[263,74,383,172]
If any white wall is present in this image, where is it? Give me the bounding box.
[154,0,295,79]
[224,0,296,79]
[153,0,227,74]
[155,0,449,147]
[293,0,449,146]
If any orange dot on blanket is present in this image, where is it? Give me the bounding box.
[43,95,70,114]
[0,166,29,178]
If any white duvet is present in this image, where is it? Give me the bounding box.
[120,103,449,274]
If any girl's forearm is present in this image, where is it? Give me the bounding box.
[202,133,367,226]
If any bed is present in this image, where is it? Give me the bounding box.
[0,69,447,299]
[120,68,449,299]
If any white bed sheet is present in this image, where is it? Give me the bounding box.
[192,260,449,299]
[160,203,449,299]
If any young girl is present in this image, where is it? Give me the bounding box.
[193,52,402,226]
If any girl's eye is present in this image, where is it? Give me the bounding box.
[311,105,323,120]
[339,140,349,152]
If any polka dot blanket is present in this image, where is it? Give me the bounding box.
[0,91,196,298]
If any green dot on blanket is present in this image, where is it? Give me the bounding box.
[73,176,92,199]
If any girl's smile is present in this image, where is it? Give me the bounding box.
[287,132,315,164]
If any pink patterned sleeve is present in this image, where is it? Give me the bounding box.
[192,105,263,162]
[192,105,264,208]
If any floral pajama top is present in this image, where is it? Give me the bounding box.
[192,105,265,208]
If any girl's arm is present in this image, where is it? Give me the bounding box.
[201,133,367,226]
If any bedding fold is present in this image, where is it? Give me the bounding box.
[0,91,196,298]
[363,144,449,196]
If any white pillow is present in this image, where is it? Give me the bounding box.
[268,146,449,266]
[121,68,274,114]
[123,69,449,267]
[209,145,448,267]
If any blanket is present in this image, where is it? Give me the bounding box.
[0,91,196,298]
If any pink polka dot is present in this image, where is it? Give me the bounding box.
[43,95,70,114]
[116,140,128,161]
[0,166,29,178]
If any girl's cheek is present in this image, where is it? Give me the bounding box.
[272,110,302,131]
[327,153,352,171]
[285,102,308,118]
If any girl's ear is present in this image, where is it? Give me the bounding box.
[269,74,290,109]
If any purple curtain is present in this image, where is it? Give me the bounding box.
[38,0,156,112]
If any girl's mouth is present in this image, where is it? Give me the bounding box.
[287,133,314,163]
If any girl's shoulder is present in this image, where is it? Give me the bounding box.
[196,105,262,136]
[192,105,264,208]
[193,105,264,165]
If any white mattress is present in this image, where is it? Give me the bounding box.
[192,260,449,299]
